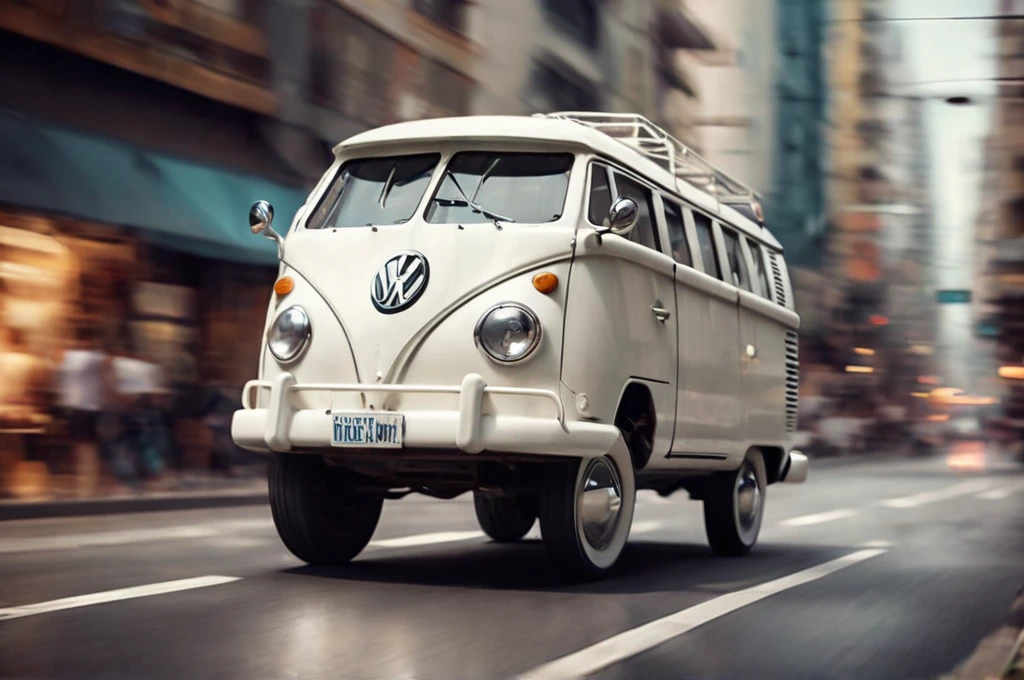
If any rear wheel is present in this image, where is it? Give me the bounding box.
[540,455,635,580]
[473,492,536,542]
[703,450,766,556]
[268,454,382,565]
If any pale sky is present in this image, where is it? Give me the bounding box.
[891,0,998,388]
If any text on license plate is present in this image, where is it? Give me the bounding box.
[331,412,404,448]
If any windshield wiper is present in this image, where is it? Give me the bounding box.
[377,164,397,208]
[441,170,515,226]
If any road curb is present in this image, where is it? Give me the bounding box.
[0,491,268,521]
[941,585,1024,680]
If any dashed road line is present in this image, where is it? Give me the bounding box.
[0,526,220,554]
[515,548,888,679]
[779,508,859,527]
[0,576,240,622]
[977,481,1024,500]
[882,480,992,509]
[368,530,484,549]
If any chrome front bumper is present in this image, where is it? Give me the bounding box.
[231,372,620,457]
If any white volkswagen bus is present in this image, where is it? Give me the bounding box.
[232,112,808,579]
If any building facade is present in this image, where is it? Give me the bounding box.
[678,0,777,197]
[974,0,1024,437]
[771,0,829,268]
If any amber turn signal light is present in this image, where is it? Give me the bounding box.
[532,272,558,294]
[274,276,295,296]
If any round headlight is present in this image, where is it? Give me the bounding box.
[268,305,311,363]
[474,303,541,364]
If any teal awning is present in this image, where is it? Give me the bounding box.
[0,108,309,265]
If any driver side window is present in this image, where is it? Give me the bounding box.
[586,165,660,252]
[588,164,613,225]
[613,173,659,252]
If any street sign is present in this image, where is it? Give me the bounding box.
[936,290,972,304]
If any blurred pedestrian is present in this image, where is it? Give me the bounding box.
[54,325,110,497]
[166,338,200,471]
[111,347,172,490]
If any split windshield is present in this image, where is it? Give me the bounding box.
[306,153,440,229]
[425,152,573,224]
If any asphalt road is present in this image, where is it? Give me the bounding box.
[1,451,1022,680]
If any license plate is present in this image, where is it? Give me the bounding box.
[331,412,404,448]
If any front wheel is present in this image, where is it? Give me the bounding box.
[703,450,767,556]
[268,454,382,565]
[540,454,635,580]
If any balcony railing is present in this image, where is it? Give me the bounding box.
[0,0,274,113]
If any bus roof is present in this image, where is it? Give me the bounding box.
[338,115,782,250]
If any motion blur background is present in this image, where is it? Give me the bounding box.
[0,0,1021,503]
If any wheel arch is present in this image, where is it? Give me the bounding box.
[614,380,657,471]
[758,445,786,484]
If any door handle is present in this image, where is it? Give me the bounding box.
[651,305,671,323]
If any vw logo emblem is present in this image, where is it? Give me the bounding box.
[370,251,430,314]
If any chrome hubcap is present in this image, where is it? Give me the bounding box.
[735,461,761,532]
[579,458,623,551]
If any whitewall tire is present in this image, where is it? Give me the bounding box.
[540,438,635,580]
[703,449,766,556]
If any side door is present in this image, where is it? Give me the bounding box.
[561,163,678,460]
[670,209,743,458]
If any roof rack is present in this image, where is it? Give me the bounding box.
[539,111,761,216]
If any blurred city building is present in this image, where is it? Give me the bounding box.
[0,0,311,497]
[668,0,776,195]
[974,0,1024,441]
[792,0,941,449]
[770,0,829,269]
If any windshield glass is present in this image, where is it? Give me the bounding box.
[306,153,440,229]
[425,152,573,224]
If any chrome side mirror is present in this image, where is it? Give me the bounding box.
[597,197,639,237]
[249,200,274,234]
[249,200,284,258]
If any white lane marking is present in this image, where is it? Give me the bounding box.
[860,539,893,548]
[0,526,219,554]
[0,576,240,622]
[779,508,859,527]
[208,519,274,531]
[515,548,886,680]
[368,530,484,549]
[631,520,663,534]
[882,480,991,508]
[977,481,1024,500]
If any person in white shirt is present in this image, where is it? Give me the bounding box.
[55,326,110,442]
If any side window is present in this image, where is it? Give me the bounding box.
[693,212,721,279]
[663,201,692,266]
[748,238,772,300]
[721,227,752,292]
[588,165,612,225]
[613,173,659,251]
